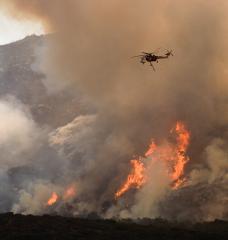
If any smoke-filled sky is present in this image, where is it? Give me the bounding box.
[0,0,227,221]
[0,11,44,45]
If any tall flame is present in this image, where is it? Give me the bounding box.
[47,192,58,206]
[115,159,145,198]
[171,121,190,188]
[115,121,190,198]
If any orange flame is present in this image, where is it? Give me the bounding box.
[115,121,190,198]
[115,159,145,198]
[171,121,190,188]
[47,192,58,206]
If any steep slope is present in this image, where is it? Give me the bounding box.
[0,35,88,127]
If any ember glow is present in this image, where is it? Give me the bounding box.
[63,185,76,201]
[47,192,58,206]
[115,121,190,198]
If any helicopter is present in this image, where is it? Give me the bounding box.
[132,49,173,71]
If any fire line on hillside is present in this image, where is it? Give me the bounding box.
[47,121,190,207]
[115,121,190,198]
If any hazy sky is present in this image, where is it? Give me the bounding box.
[0,11,44,45]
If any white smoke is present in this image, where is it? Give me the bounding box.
[12,181,62,215]
[0,96,42,168]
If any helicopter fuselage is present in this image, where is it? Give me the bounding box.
[145,54,158,62]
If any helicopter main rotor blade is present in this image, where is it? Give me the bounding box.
[142,48,161,55]
[153,47,161,54]
[141,52,149,55]
[131,55,145,58]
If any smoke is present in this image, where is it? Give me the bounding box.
[0,96,41,168]
[0,96,43,212]
[0,0,228,220]
[12,182,61,215]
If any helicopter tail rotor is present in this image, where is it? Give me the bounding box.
[165,50,173,57]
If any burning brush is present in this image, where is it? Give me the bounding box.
[115,121,190,199]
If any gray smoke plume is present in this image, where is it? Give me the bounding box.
[0,0,228,220]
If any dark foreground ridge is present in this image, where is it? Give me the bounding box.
[0,213,227,240]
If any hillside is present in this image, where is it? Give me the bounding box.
[0,35,89,128]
